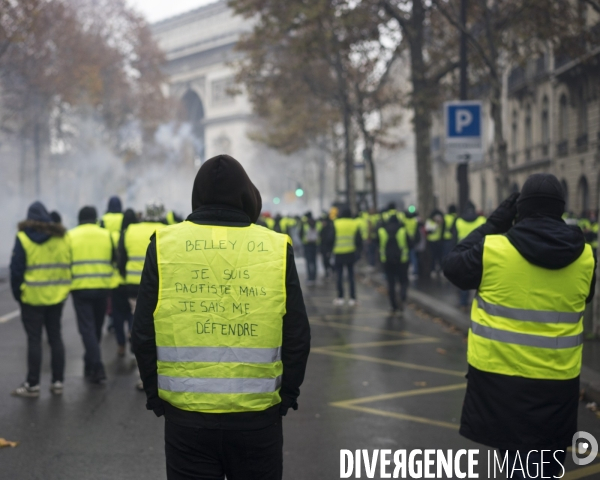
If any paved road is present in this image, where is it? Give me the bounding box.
[2,270,600,479]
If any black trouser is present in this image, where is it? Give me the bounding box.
[321,248,333,276]
[20,302,65,386]
[112,286,133,347]
[72,292,107,375]
[429,240,444,273]
[384,261,409,310]
[304,243,318,281]
[165,418,283,480]
[335,253,356,299]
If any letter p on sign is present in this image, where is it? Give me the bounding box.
[455,109,473,134]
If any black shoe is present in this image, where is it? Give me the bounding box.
[89,366,106,384]
[84,365,92,378]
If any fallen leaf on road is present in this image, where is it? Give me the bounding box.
[0,438,19,448]
[436,348,447,355]
[586,402,598,412]
[414,381,427,387]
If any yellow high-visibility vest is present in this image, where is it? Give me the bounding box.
[443,214,457,240]
[455,216,486,242]
[154,222,289,413]
[426,219,443,242]
[378,226,409,263]
[124,222,166,285]
[468,235,594,380]
[333,218,359,254]
[166,211,178,225]
[403,217,418,241]
[69,224,114,290]
[101,212,123,233]
[18,232,71,306]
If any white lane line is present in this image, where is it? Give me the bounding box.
[0,309,20,324]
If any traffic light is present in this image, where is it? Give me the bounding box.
[408,205,416,214]
[273,197,281,205]
[295,188,304,197]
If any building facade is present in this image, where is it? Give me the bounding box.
[432,50,600,217]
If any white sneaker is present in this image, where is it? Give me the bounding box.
[348,299,357,307]
[11,382,40,398]
[333,298,345,306]
[50,381,63,395]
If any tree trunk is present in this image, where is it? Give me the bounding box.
[409,0,435,218]
[364,145,378,211]
[342,104,356,214]
[491,85,509,202]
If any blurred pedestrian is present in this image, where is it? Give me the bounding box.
[69,206,114,383]
[10,201,71,397]
[332,207,362,306]
[112,208,138,357]
[403,207,420,276]
[49,211,62,224]
[378,214,410,315]
[131,154,310,480]
[100,196,124,233]
[452,201,486,309]
[302,214,319,284]
[426,209,444,276]
[443,174,596,479]
[319,215,335,278]
[442,205,457,258]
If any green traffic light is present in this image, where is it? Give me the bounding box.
[273,197,281,204]
[408,205,416,213]
[295,188,304,197]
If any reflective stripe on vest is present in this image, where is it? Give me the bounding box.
[124,222,166,285]
[468,235,594,380]
[69,224,114,290]
[18,231,71,306]
[333,218,358,254]
[157,346,282,363]
[158,376,282,394]
[154,222,288,413]
[456,216,486,242]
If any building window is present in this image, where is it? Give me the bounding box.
[541,96,549,154]
[578,175,589,216]
[559,94,569,141]
[525,104,532,160]
[211,77,235,105]
[561,179,569,212]
[576,90,588,152]
[511,110,518,164]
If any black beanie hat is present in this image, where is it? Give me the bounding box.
[78,206,98,224]
[191,155,262,223]
[517,173,565,220]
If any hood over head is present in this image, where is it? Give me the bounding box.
[78,206,98,224]
[461,201,478,222]
[517,173,565,221]
[107,196,122,213]
[191,154,262,223]
[338,206,352,218]
[18,201,65,243]
[507,216,586,270]
[121,208,138,231]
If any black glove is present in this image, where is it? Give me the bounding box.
[486,192,520,234]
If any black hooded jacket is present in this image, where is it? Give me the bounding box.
[131,155,311,430]
[10,202,67,303]
[443,215,596,451]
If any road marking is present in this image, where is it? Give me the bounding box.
[332,383,467,407]
[564,463,600,479]
[311,348,465,377]
[0,309,20,324]
[334,404,460,430]
[309,319,415,338]
[320,338,440,350]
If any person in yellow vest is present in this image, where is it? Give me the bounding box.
[301,213,320,285]
[378,215,410,315]
[443,174,596,477]
[403,207,420,276]
[333,207,362,306]
[319,214,335,277]
[442,204,457,258]
[112,208,138,357]
[426,209,444,276]
[165,210,183,225]
[69,206,115,383]
[452,201,487,308]
[10,202,71,397]
[131,155,310,479]
[100,196,124,233]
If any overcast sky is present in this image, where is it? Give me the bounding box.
[128,0,217,23]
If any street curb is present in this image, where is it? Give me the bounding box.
[361,268,600,404]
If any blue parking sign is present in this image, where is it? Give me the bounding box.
[447,104,481,137]
[444,101,483,163]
